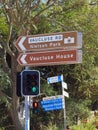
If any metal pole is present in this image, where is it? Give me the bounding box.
[25,96,30,130]
[62,81,66,130]
[25,67,30,130]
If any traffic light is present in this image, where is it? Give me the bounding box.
[16,72,22,97]
[33,101,39,114]
[21,70,40,96]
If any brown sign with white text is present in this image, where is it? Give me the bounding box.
[17,49,82,66]
[15,31,82,52]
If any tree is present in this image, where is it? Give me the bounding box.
[0,0,98,129]
[0,0,61,129]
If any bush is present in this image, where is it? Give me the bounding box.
[41,122,58,130]
[0,128,5,130]
[41,122,63,130]
[71,123,97,130]
[66,99,91,125]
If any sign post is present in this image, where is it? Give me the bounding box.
[24,67,30,130]
[62,81,69,130]
[47,76,69,130]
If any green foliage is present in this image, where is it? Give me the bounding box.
[0,102,14,129]
[0,70,11,99]
[41,122,59,130]
[0,128,5,130]
[0,70,11,89]
[66,98,91,125]
[0,10,8,36]
[71,123,97,130]
[0,0,98,129]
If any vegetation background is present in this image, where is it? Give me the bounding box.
[0,0,98,130]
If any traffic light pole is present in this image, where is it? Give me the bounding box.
[22,67,40,130]
[25,67,30,130]
[25,96,30,130]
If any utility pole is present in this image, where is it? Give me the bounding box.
[25,67,30,130]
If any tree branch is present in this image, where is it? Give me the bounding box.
[33,0,57,20]
[0,89,12,101]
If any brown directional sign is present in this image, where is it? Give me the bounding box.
[15,31,82,52]
[17,49,82,66]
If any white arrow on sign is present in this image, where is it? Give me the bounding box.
[62,81,67,89]
[63,91,69,98]
[20,54,27,64]
[18,36,27,51]
[62,81,69,98]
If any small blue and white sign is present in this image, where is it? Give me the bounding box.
[47,75,63,84]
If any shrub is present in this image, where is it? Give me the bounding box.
[41,122,60,130]
[71,123,96,130]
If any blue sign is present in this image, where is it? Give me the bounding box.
[44,105,63,111]
[47,75,63,84]
[40,98,63,111]
[58,75,63,82]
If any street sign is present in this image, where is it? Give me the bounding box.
[62,81,67,89]
[40,96,64,111]
[17,49,82,66]
[62,82,69,98]
[63,91,69,98]
[43,95,63,100]
[47,75,63,84]
[15,31,82,52]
